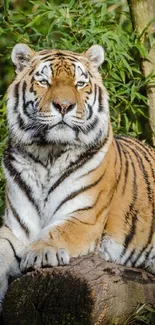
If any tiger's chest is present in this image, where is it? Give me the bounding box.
[24,148,93,226]
[5,143,108,245]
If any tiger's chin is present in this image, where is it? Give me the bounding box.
[41,122,78,145]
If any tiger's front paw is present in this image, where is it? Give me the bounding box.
[20,247,70,272]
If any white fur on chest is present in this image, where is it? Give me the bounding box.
[4,142,109,245]
[24,144,108,224]
[31,144,108,217]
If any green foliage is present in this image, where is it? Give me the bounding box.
[0,2,152,213]
[124,304,155,325]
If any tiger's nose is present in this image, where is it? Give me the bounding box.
[52,100,76,115]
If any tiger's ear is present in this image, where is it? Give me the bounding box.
[84,45,104,69]
[11,44,36,73]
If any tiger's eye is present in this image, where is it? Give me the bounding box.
[76,81,86,87]
[39,80,48,85]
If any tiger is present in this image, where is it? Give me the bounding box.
[0,43,154,310]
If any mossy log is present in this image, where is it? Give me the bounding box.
[2,254,155,325]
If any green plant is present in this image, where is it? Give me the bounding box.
[124,304,155,325]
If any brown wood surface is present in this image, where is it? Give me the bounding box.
[2,254,155,325]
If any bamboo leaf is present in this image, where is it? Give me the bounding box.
[3,0,9,13]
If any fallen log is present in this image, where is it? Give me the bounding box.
[2,254,155,325]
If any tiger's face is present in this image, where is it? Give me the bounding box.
[7,44,109,147]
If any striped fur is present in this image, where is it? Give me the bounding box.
[0,44,154,309]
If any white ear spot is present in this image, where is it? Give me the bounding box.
[11,43,35,74]
[85,45,104,68]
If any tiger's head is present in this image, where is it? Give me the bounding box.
[7,44,109,147]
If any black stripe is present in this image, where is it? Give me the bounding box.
[17,114,27,130]
[81,130,110,178]
[124,147,138,223]
[114,138,123,185]
[122,144,155,267]
[22,80,27,115]
[54,52,81,58]
[13,82,20,112]
[92,129,103,146]
[0,238,21,264]
[119,143,138,254]
[72,216,95,226]
[86,85,97,121]
[44,57,58,63]
[64,56,79,62]
[117,136,155,183]
[85,88,92,95]
[77,65,88,79]
[93,84,97,107]
[17,114,48,144]
[29,67,35,76]
[3,146,40,215]
[123,249,136,266]
[71,189,104,215]
[116,135,155,162]
[133,247,146,267]
[123,211,138,252]
[88,71,93,78]
[24,100,34,117]
[132,201,155,268]
[140,245,153,269]
[120,145,129,194]
[41,54,55,60]
[87,104,93,120]
[96,190,114,220]
[98,86,104,112]
[54,172,105,215]
[78,162,102,180]
[133,239,153,268]
[46,142,105,200]
[25,151,49,168]
[17,114,35,131]
[82,117,99,135]
[145,245,153,261]
[122,141,153,203]
[35,71,42,76]
[22,80,34,120]
[30,76,37,95]
[7,195,29,237]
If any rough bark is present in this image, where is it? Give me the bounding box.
[2,254,155,325]
[127,0,155,146]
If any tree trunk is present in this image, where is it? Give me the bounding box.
[2,254,155,325]
[127,0,155,146]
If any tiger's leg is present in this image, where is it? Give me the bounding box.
[0,226,25,310]
[20,219,101,271]
[98,235,155,274]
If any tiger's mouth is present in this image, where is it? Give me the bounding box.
[55,120,73,129]
[35,114,74,131]
[57,120,68,126]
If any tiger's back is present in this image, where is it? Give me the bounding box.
[100,135,155,273]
